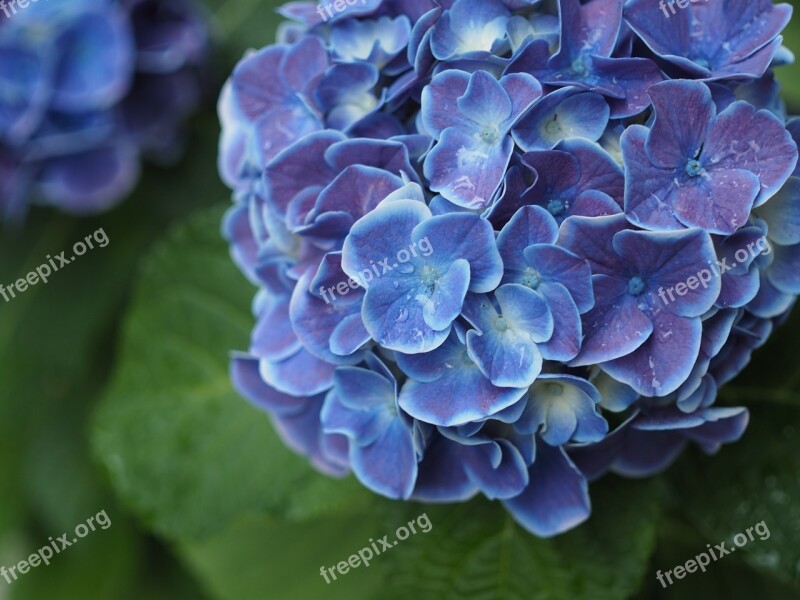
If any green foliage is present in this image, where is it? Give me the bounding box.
[670,404,800,589]
[181,514,386,600]
[92,206,375,542]
[383,479,661,600]
[0,112,226,599]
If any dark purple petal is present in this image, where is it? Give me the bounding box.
[704,101,798,206]
[644,80,715,170]
[524,244,594,312]
[622,125,686,231]
[571,275,653,366]
[602,309,702,397]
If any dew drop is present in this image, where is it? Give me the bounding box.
[397,263,415,274]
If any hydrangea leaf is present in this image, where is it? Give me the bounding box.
[670,403,800,590]
[383,478,662,599]
[92,206,374,542]
[180,513,385,600]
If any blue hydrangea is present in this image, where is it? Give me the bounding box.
[220,0,800,537]
[0,0,211,219]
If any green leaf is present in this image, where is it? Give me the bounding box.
[669,403,800,591]
[91,205,373,542]
[201,0,285,60]
[0,112,232,598]
[0,111,228,534]
[634,516,799,600]
[776,2,800,112]
[180,513,385,600]
[719,310,800,407]
[384,478,662,600]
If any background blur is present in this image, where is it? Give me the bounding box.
[1,1,799,599]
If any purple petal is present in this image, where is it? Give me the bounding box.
[622,125,686,231]
[420,69,471,137]
[524,244,594,312]
[644,80,714,170]
[571,275,653,366]
[602,310,702,397]
[704,101,798,206]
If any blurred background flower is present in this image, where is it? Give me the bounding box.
[0,0,211,219]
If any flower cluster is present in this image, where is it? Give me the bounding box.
[0,0,211,219]
[221,0,799,536]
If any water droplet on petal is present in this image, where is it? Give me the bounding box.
[397,263,415,274]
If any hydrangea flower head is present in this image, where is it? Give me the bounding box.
[0,0,211,219]
[221,0,800,537]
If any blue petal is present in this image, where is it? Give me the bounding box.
[461,440,529,500]
[497,205,559,273]
[430,0,510,60]
[768,242,800,295]
[411,433,479,502]
[592,370,640,412]
[412,212,504,292]
[260,347,336,397]
[495,283,554,342]
[321,390,385,447]
[53,8,134,112]
[351,418,418,499]
[518,375,606,445]
[755,176,800,245]
[335,366,395,413]
[424,127,514,210]
[503,444,591,538]
[420,69,471,137]
[342,199,430,279]
[513,88,610,151]
[272,397,349,477]
[536,282,582,362]
[457,70,513,129]
[231,354,308,416]
[398,332,527,426]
